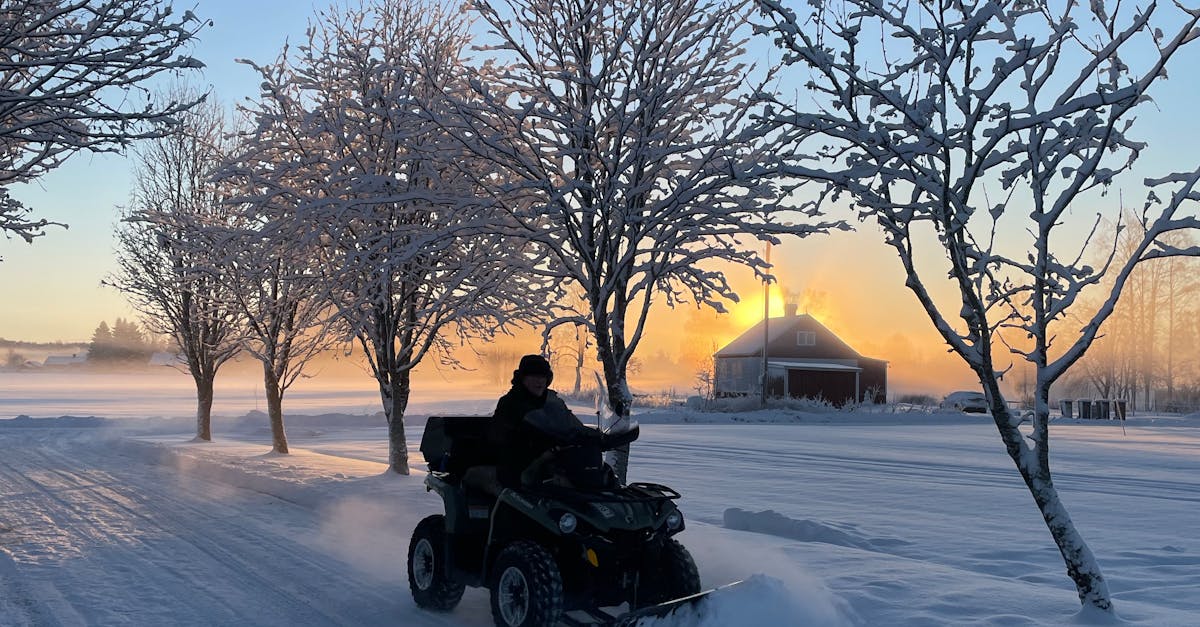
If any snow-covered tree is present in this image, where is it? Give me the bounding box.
[108,88,243,442]
[757,0,1200,612]
[204,213,332,455]
[230,0,544,473]
[441,0,842,481]
[0,0,206,250]
[549,319,592,397]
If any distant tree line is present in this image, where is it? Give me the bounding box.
[1056,222,1200,412]
[0,338,90,369]
[87,318,164,364]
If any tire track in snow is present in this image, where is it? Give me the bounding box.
[1,445,264,625]
[0,451,124,626]
[636,438,1200,504]
[32,442,402,626]
[0,549,47,627]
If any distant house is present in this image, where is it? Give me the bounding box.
[714,305,887,404]
[42,352,88,367]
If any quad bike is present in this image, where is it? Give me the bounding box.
[408,414,723,626]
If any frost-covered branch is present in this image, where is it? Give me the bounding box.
[223,0,547,473]
[107,86,244,441]
[439,0,844,481]
[0,0,207,242]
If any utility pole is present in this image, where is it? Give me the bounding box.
[761,242,771,408]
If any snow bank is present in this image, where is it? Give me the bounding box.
[723,508,910,551]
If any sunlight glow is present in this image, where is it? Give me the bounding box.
[730,284,788,330]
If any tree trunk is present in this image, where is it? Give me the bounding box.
[382,369,412,475]
[597,346,633,484]
[194,374,214,441]
[572,329,585,396]
[263,364,289,454]
[1166,261,1175,406]
[989,382,1113,611]
[572,359,582,397]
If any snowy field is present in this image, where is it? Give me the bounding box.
[2,373,1199,626]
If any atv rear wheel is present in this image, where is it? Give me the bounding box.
[408,514,465,611]
[489,541,563,627]
[637,538,701,607]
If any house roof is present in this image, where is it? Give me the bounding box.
[43,354,87,366]
[715,313,859,358]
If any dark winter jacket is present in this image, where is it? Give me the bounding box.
[489,386,593,487]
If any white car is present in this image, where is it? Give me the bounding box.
[940,391,988,413]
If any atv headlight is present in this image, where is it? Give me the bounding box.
[558,512,578,534]
[666,511,683,531]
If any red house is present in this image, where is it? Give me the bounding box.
[713,305,887,404]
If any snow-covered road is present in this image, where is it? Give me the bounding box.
[0,428,444,627]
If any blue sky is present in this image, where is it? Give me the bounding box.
[2,1,326,342]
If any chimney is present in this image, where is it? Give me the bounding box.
[785,303,798,317]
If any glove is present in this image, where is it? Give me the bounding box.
[601,424,640,449]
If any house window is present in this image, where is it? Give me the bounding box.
[797,331,816,346]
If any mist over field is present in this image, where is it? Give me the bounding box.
[0,369,498,420]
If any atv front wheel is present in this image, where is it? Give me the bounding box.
[637,538,702,607]
[489,541,563,627]
[408,514,465,611]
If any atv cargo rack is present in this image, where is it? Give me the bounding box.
[525,481,680,504]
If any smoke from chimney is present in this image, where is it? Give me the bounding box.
[783,287,801,317]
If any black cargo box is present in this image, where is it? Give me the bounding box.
[419,415,494,475]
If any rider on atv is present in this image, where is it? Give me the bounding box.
[409,355,703,627]
[482,354,635,493]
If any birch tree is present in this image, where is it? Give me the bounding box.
[231,0,544,473]
[441,0,841,481]
[757,0,1200,613]
[108,88,243,442]
[0,0,206,249]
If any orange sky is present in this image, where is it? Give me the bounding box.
[636,226,981,396]
[441,223,983,398]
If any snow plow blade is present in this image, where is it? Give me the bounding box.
[606,580,745,627]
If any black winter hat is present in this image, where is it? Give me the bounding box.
[513,354,553,384]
